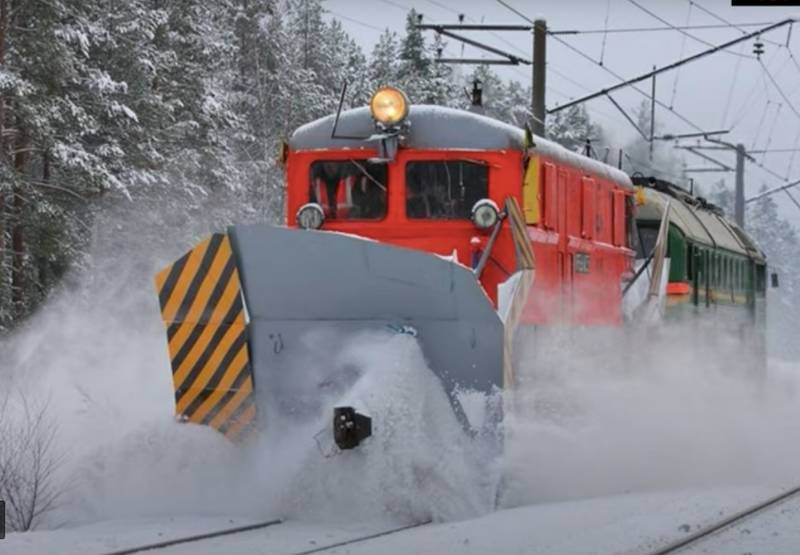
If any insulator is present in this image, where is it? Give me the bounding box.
[754,39,765,59]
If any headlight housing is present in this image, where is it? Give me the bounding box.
[296,203,325,230]
[369,86,409,126]
[471,199,500,230]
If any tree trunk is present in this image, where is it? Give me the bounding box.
[11,129,27,319]
[0,0,8,315]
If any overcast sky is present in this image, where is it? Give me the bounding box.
[324,0,800,223]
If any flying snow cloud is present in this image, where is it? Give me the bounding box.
[1,199,799,530]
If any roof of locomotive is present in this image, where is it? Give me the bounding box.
[633,177,765,261]
[289,105,632,187]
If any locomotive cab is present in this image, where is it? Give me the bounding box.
[285,86,637,325]
[285,87,526,306]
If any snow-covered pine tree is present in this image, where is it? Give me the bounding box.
[0,0,144,326]
[745,188,800,359]
[548,104,604,154]
[370,29,400,88]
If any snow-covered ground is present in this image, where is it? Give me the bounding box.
[3,486,798,554]
[2,275,799,554]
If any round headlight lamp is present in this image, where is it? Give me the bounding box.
[471,199,500,230]
[296,203,325,230]
[369,86,409,126]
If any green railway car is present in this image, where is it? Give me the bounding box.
[632,177,767,373]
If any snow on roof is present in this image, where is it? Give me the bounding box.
[637,187,765,260]
[290,104,632,188]
[289,105,526,151]
[528,135,633,188]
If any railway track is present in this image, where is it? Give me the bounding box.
[646,485,800,555]
[93,518,431,555]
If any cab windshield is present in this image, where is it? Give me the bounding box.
[309,160,387,220]
[406,160,488,219]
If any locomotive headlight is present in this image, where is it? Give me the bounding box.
[471,199,500,230]
[369,86,409,126]
[296,203,325,230]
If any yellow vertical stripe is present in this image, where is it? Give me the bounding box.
[523,157,540,224]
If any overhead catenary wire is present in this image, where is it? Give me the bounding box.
[786,129,800,177]
[669,1,693,109]
[719,42,746,128]
[750,100,772,150]
[760,102,783,165]
[495,0,708,139]
[626,0,753,59]
[727,50,786,130]
[544,30,707,133]
[323,8,385,32]
[599,0,612,66]
[759,58,800,119]
[550,22,778,35]
[689,0,783,48]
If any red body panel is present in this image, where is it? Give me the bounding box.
[286,146,634,327]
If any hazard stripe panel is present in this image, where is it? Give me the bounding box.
[154,234,256,441]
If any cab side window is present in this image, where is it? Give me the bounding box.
[406,160,488,219]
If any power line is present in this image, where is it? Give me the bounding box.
[759,58,800,119]
[495,0,717,139]
[545,32,705,131]
[669,1,693,109]
[689,0,783,48]
[626,0,752,59]
[719,41,746,128]
[374,0,411,12]
[547,17,794,121]
[750,100,772,150]
[550,22,778,35]
[323,9,385,32]
[759,102,783,164]
[599,0,611,66]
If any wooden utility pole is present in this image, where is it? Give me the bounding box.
[532,18,547,137]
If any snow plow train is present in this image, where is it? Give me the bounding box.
[154,84,703,447]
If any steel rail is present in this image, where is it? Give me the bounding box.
[646,485,800,555]
[290,520,433,555]
[94,518,283,555]
[91,518,432,555]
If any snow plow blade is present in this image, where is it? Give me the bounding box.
[156,207,533,440]
[232,224,506,425]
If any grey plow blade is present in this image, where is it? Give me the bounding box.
[228,224,504,425]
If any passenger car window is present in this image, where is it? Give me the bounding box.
[406,160,488,219]
[309,160,387,220]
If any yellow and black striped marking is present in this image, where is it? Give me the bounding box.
[154,234,256,441]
